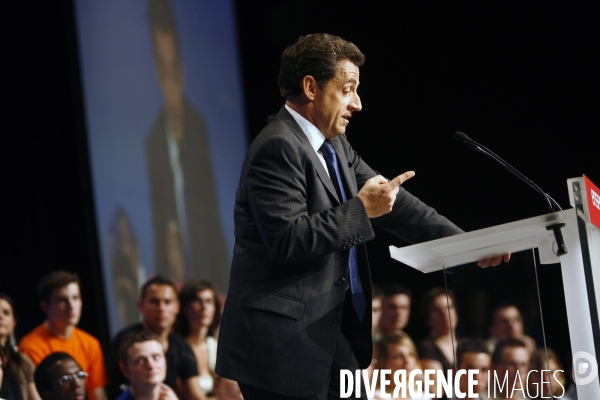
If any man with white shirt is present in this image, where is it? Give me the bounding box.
[216,32,508,400]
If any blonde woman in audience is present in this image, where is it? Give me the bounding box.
[176,280,221,397]
[528,348,566,399]
[374,332,434,399]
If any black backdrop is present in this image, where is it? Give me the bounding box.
[3,0,598,376]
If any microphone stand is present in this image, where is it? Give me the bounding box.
[454,131,567,256]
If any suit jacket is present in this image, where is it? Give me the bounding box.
[215,106,462,397]
[146,99,229,290]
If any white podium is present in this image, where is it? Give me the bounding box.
[390,176,600,399]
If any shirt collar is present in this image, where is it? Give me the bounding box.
[285,104,326,154]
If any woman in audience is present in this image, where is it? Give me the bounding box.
[528,348,566,399]
[175,280,221,397]
[418,287,459,372]
[0,292,41,400]
[375,332,433,399]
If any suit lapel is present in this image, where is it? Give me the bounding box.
[331,137,357,196]
[275,107,341,204]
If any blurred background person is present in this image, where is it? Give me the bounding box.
[489,338,530,400]
[528,348,566,399]
[0,292,40,400]
[379,284,412,336]
[371,284,383,342]
[448,338,491,400]
[34,352,88,400]
[145,0,229,289]
[418,288,458,373]
[109,207,147,326]
[375,332,432,399]
[488,303,536,355]
[18,271,107,400]
[175,280,221,397]
[117,331,178,400]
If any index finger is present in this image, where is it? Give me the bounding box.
[388,171,415,189]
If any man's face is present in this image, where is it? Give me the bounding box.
[379,294,411,333]
[122,340,166,389]
[428,294,457,334]
[43,283,82,329]
[138,284,180,332]
[494,346,529,395]
[311,59,362,139]
[46,358,86,400]
[491,306,524,341]
[153,29,184,137]
[459,352,491,395]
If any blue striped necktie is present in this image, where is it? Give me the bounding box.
[320,139,366,322]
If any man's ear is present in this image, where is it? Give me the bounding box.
[40,301,49,315]
[302,75,318,101]
[119,361,129,379]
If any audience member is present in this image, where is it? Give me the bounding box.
[379,284,411,337]
[371,284,383,343]
[212,376,243,400]
[375,332,430,399]
[175,280,221,396]
[528,348,565,399]
[417,288,458,372]
[18,271,107,400]
[448,338,491,400]
[0,292,41,400]
[488,338,530,400]
[116,331,178,400]
[109,275,205,400]
[34,352,88,400]
[488,303,536,355]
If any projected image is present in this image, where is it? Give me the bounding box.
[75,0,246,334]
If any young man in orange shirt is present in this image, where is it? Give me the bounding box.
[19,270,108,400]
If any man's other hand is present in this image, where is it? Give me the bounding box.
[357,171,415,218]
[478,253,511,268]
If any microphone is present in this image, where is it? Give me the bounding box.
[454,131,562,213]
[454,131,566,255]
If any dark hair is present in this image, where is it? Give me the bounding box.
[382,283,412,299]
[491,338,528,365]
[0,292,28,395]
[278,33,365,99]
[175,279,221,338]
[456,338,490,367]
[489,301,522,325]
[420,287,456,320]
[371,284,383,301]
[118,331,163,365]
[148,0,179,60]
[37,270,80,303]
[139,275,178,301]
[34,352,81,393]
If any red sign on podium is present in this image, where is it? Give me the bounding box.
[584,175,600,230]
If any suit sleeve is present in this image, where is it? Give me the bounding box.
[245,135,375,263]
[341,135,464,243]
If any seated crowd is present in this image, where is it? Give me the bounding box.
[0,272,575,400]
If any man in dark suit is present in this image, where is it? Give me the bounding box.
[145,0,229,290]
[216,33,506,399]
